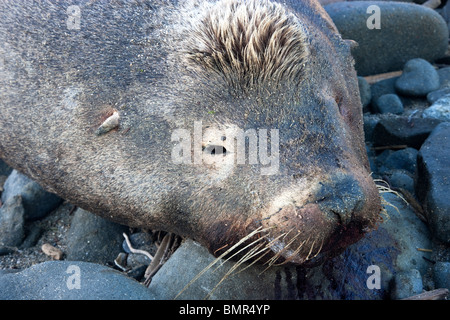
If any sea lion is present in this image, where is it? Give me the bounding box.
[0,0,382,266]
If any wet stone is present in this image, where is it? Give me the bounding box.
[395,59,440,97]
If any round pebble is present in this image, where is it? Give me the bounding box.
[395,59,440,97]
[374,94,404,115]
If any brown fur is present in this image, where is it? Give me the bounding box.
[184,0,309,90]
[0,0,381,266]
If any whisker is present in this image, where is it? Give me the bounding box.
[204,242,267,299]
[311,238,324,260]
[211,232,270,274]
[271,233,311,267]
[272,238,307,266]
[305,239,316,261]
[265,229,302,268]
[175,226,272,299]
[263,228,295,266]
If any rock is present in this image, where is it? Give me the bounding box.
[324,2,448,76]
[66,208,128,264]
[437,67,450,88]
[0,195,25,247]
[363,114,379,143]
[374,149,393,174]
[0,246,15,256]
[423,95,450,121]
[395,59,440,97]
[0,159,12,176]
[0,261,155,300]
[416,122,450,243]
[370,77,398,104]
[19,224,43,249]
[374,94,404,115]
[149,239,304,300]
[358,76,372,112]
[1,170,63,221]
[427,87,450,104]
[433,262,450,290]
[122,232,154,254]
[386,170,415,195]
[390,269,423,300]
[383,148,418,175]
[148,193,431,300]
[126,264,148,281]
[373,116,443,149]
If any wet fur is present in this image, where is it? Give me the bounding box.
[0,0,382,268]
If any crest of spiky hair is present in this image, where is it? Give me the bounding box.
[184,0,309,90]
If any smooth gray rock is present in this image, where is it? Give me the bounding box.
[374,94,404,115]
[1,170,63,220]
[0,195,25,247]
[370,77,398,105]
[416,122,450,243]
[395,59,440,97]
[325,2,448,76]
[373,116,443,149]
[383,147,418,175]
[0,261,155,300]
[387,170,415,195]
[66,208,128,264]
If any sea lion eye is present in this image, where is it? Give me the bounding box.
[203,145,227,155]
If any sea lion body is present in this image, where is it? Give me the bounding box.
[0,0,381,265]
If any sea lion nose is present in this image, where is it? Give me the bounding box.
[314,173,366,225]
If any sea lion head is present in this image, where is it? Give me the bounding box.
[0,0,382,267]
[166,0,382,265]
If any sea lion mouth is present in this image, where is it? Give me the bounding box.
[264,218,368,266]
[257,172,381,266]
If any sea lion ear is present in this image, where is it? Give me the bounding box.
[344,39,359,50]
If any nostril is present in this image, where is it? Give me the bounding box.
[315,174,365,225]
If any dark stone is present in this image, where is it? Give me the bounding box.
[383,148,418,175]
[386,170,415,195]
[66,208,128,264]
[373,117,443,149]
[433,262,450,290]
[437,66,450,88]
[416,122,450,243]
[0,159,12,176]
[395,59,440,97]
[374,94,404,114]
[370,77,398,104]
[1,170,63,221]
[19,225,43,249]
[0,195,25,247]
